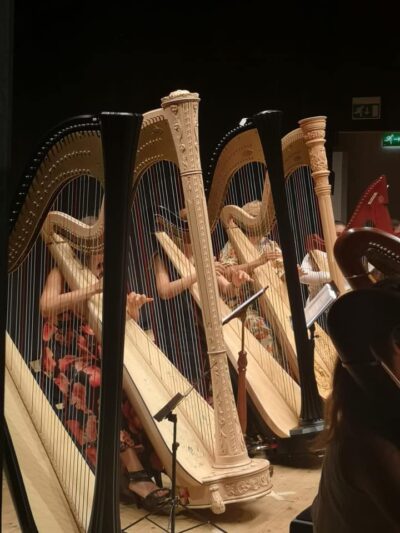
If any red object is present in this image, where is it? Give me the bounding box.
[347,175,393,233]
[83,365,101,388]
[42,321,56,341]
[58,355,76,373]
[305,233,326,252]
[42,347,56,373]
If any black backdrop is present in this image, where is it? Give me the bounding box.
[10,1,400,206]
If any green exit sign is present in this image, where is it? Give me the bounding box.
[382,132,400,147]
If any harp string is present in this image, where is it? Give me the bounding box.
[286,166,338,377]
[6,175,107,529]
[213,161,298,411]
[52,176,102,525]
[127,161,215,453]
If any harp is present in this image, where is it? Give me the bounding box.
[330,229,400,419]
[301,175,393,275]
[5,91,272,531]
[346,175,393,233]
[6,112,142,532]
[202,114,344,437]
[334,227,400,289]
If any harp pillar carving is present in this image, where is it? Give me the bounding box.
[298,116,347,294]
[161,90,249,467]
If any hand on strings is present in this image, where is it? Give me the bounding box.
[297,264,306,277]
[214,260,227,278]
[259,249,283,264]
[126,292,153,322]
[231,269,252,288]
[91,278,103,295]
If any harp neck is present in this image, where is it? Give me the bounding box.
[335,227,400,289]
[41,201,105,254]
[298,116,346,294]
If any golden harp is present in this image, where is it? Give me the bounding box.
[5,92,272,532]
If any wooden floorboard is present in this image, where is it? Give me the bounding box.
[2,460,321,532]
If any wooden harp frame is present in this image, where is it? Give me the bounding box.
[7,92,272,529]
[203,115,342,422]
[334,227,400,289]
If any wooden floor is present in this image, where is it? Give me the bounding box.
[2,458,321,532]
[3,362,321,532]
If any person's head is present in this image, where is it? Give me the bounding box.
[392,218,400,233]
[325,276,400,441]
[334,220,346,237]
[87,253,104,279]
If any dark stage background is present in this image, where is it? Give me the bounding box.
[10,2,400,210]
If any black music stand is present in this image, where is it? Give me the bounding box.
[290,283,338,437]
[222,286,268,439]
[126,386,227,533]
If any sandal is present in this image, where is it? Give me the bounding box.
[122,470,172,515]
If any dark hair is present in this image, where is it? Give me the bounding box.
[392,218,400,229]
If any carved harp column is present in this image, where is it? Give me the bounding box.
[298,117,347,294]
[161,91,249,467]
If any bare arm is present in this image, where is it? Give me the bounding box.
[219,240,282,280]
[227,249,282,276]
[153,254,197,300]
[40,268,102,320]
[299,254,331,286]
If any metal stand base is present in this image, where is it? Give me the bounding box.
[123,503,228,533]
[125,406,227,532]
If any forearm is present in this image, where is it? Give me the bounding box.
[157,271,197,300]
[126,307,139,322]
[300,270,331,285]
[40,286,99,318]
[223,258,260,280]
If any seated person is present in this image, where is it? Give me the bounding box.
[299,221,346,303]
[153,228,251,399]
[40,250,170,513]
[218,200,283,351]
[311,277,400,532]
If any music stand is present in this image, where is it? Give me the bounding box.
[290,283,338,437]
[127,382,227,533]
[222,287,268,441]
[304,283,338,329]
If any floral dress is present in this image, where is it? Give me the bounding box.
[219,238,283,352]
[42,309,157,470]
[42,311,101,457]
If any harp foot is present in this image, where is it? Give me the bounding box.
[209,484,226,514]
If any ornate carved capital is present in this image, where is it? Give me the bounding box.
[161,90,200,173]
